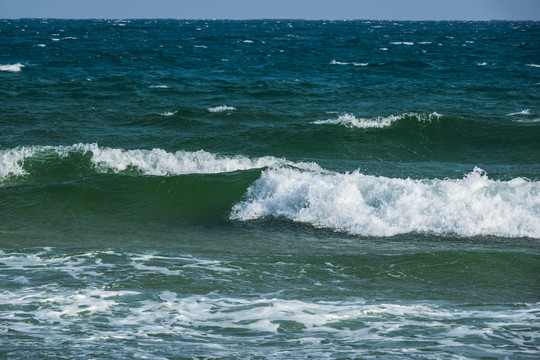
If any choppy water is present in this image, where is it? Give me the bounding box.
[1,19,539,359]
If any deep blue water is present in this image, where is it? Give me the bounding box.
[1,19,539,359]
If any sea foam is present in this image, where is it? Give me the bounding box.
[0,63,24,72]
[507,109,530,116]
[232,167,540,238]
[0,144,321,180]
[208,105,236,113]
[1,247,537,360]
[0,146,38,178]
[313,112,442,129]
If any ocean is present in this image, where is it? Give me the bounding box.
[0,19,539,359]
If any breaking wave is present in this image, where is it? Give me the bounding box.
[313,112,443,129]
[0,63,24,72]
[232,167,540,238]
[0,143,321,181]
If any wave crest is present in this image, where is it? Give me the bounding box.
[0,144,322,181]
[231,167,540,238]
[313,112,443,129]
[0,63,24,72]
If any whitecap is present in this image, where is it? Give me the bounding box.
[477,62,487,66]
[0,146,37,178]
[231,167,540,238]
[0,63,24,72]
[149,85,169,89]
[507,109,530,116]
[159,111,175,116]
[330,60,348,65]
[353,63,369,66]
[312,112,442,129]
[208,105,236,113]
[36,44,46,47]
[0,144,322,180]
[526,64,540,68]
[243,40,254,43]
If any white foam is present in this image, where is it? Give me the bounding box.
[0,144,322,180]
[330,60,348,65]
[507,109,530,116]
[312,112,442,129]
[477,62,488,66]
[391,41,414,45]
[36,44,46,47]
[0,146,37,178]
[353,62,369,66]
[159,111,175,116]
[1,249,538,357]
[150,85,169,88]
[243,40,254,43]
[526,64,540,68]
[2,277,537,358]
[232,167,540,238]
[208,105,236,113]
[0,63,24,72]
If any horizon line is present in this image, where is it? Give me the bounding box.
[2,17,539,22]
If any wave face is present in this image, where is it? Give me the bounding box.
[232,167,540,238]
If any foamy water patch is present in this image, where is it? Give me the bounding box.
[232,167,540,238]
[1,273,537,359]
[0,248,538,358]
[208,105,236,113]
[313,112,442,129]
[0,63,24,72]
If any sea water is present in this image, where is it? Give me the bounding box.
[1,19,539,359]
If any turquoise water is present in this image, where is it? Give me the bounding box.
[1,19,539,359]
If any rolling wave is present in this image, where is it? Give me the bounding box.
[313,112,444,129]
[2,144,539,238]
[0,143,322,183]
[232,167,540,238]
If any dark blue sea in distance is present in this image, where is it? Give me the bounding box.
[1,19,539,359]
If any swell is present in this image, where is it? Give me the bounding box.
[0,144,321,186]
[307,112,540,166]
[1,170,262,230]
